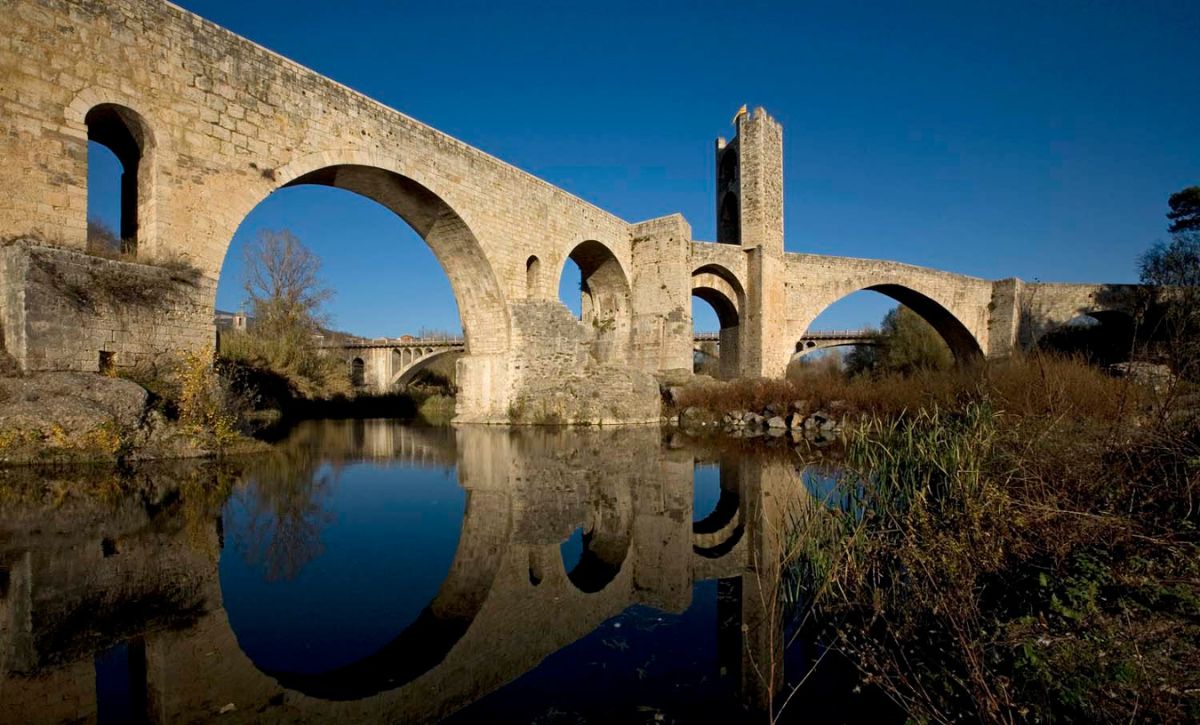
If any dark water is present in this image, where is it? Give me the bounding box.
[0,420,899,724]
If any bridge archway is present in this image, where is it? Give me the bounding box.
[557,240,632,365]
[1035,310,1137,365]
[393,348,462,388]
[803,284,984,364]
[84,103,156,257]
[217,157,513,420]
[561,483,634,595]
[692,264,745,379]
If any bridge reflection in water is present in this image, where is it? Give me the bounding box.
[0,422,830,724]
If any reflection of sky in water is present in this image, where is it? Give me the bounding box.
[220,461,465,675]
[448,580,744,724]
[693,463,721,520]
[560,526,583,572]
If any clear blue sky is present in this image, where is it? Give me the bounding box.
[88,0,1198,336]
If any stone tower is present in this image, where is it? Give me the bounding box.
[716,108,788,376]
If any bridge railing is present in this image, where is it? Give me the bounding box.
[799,329,878,340]
[319,335,466,349]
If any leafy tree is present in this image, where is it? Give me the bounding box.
[848,306,951,377]
[1167,186,1200,234]
[1139,229,1200,377]
[880,305,952,375]
[843,329,880,377]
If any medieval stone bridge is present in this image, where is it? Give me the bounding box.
[0,0,1148,423]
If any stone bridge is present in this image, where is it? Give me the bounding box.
[0,427,812,722]
[0,0,1149,423]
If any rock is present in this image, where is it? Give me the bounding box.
[742,411,761,426]
[785,411,804,430]
[0,372,149,436]
[766,415,787,429]
[763,403,782,416]
[664,386,686,406]
[655,368,694,387]
[1108,362,1175,391]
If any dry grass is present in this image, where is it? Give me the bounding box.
[673,354,1151,425]
[777,356,1199,724]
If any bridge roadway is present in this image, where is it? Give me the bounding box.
[0,425,815,722]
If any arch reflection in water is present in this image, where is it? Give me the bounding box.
[0,422,851,723]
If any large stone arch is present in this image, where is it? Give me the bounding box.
[818,283,981,361]
[217,153,513,420]
[237,153,512,358]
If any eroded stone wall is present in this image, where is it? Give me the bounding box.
[0,240,214,371]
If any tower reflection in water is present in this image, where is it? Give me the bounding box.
[0,420,835,724]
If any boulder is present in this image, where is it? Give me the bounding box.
[766,415,787,429]
[0,373,149,438]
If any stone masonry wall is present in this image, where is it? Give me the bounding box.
[0,240,214,371]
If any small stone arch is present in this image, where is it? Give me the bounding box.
[525,255,541,299]
[350,357,365,386]
[562,484,634,595]
[393,348,462,388]
[693,458,744,558]
[691,264,746,379]
[558,240,633,364]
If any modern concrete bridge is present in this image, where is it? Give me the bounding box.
[332,330,871,391]
[0,0,1147,423]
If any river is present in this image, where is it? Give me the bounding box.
[0,419,900,724]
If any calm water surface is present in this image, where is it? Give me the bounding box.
[0,420,899,724]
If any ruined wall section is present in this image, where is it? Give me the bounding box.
[0,240,213,371]
[502,301,660,425]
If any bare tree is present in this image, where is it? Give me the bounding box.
[242,228,333,337]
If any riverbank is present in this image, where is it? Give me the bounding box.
[760,357,1200,724]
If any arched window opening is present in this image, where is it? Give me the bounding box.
[557,241,632,364]
[85,104,151,257]
[525,255,541,299]
[717,193,740,246]
[350,357,365,386]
